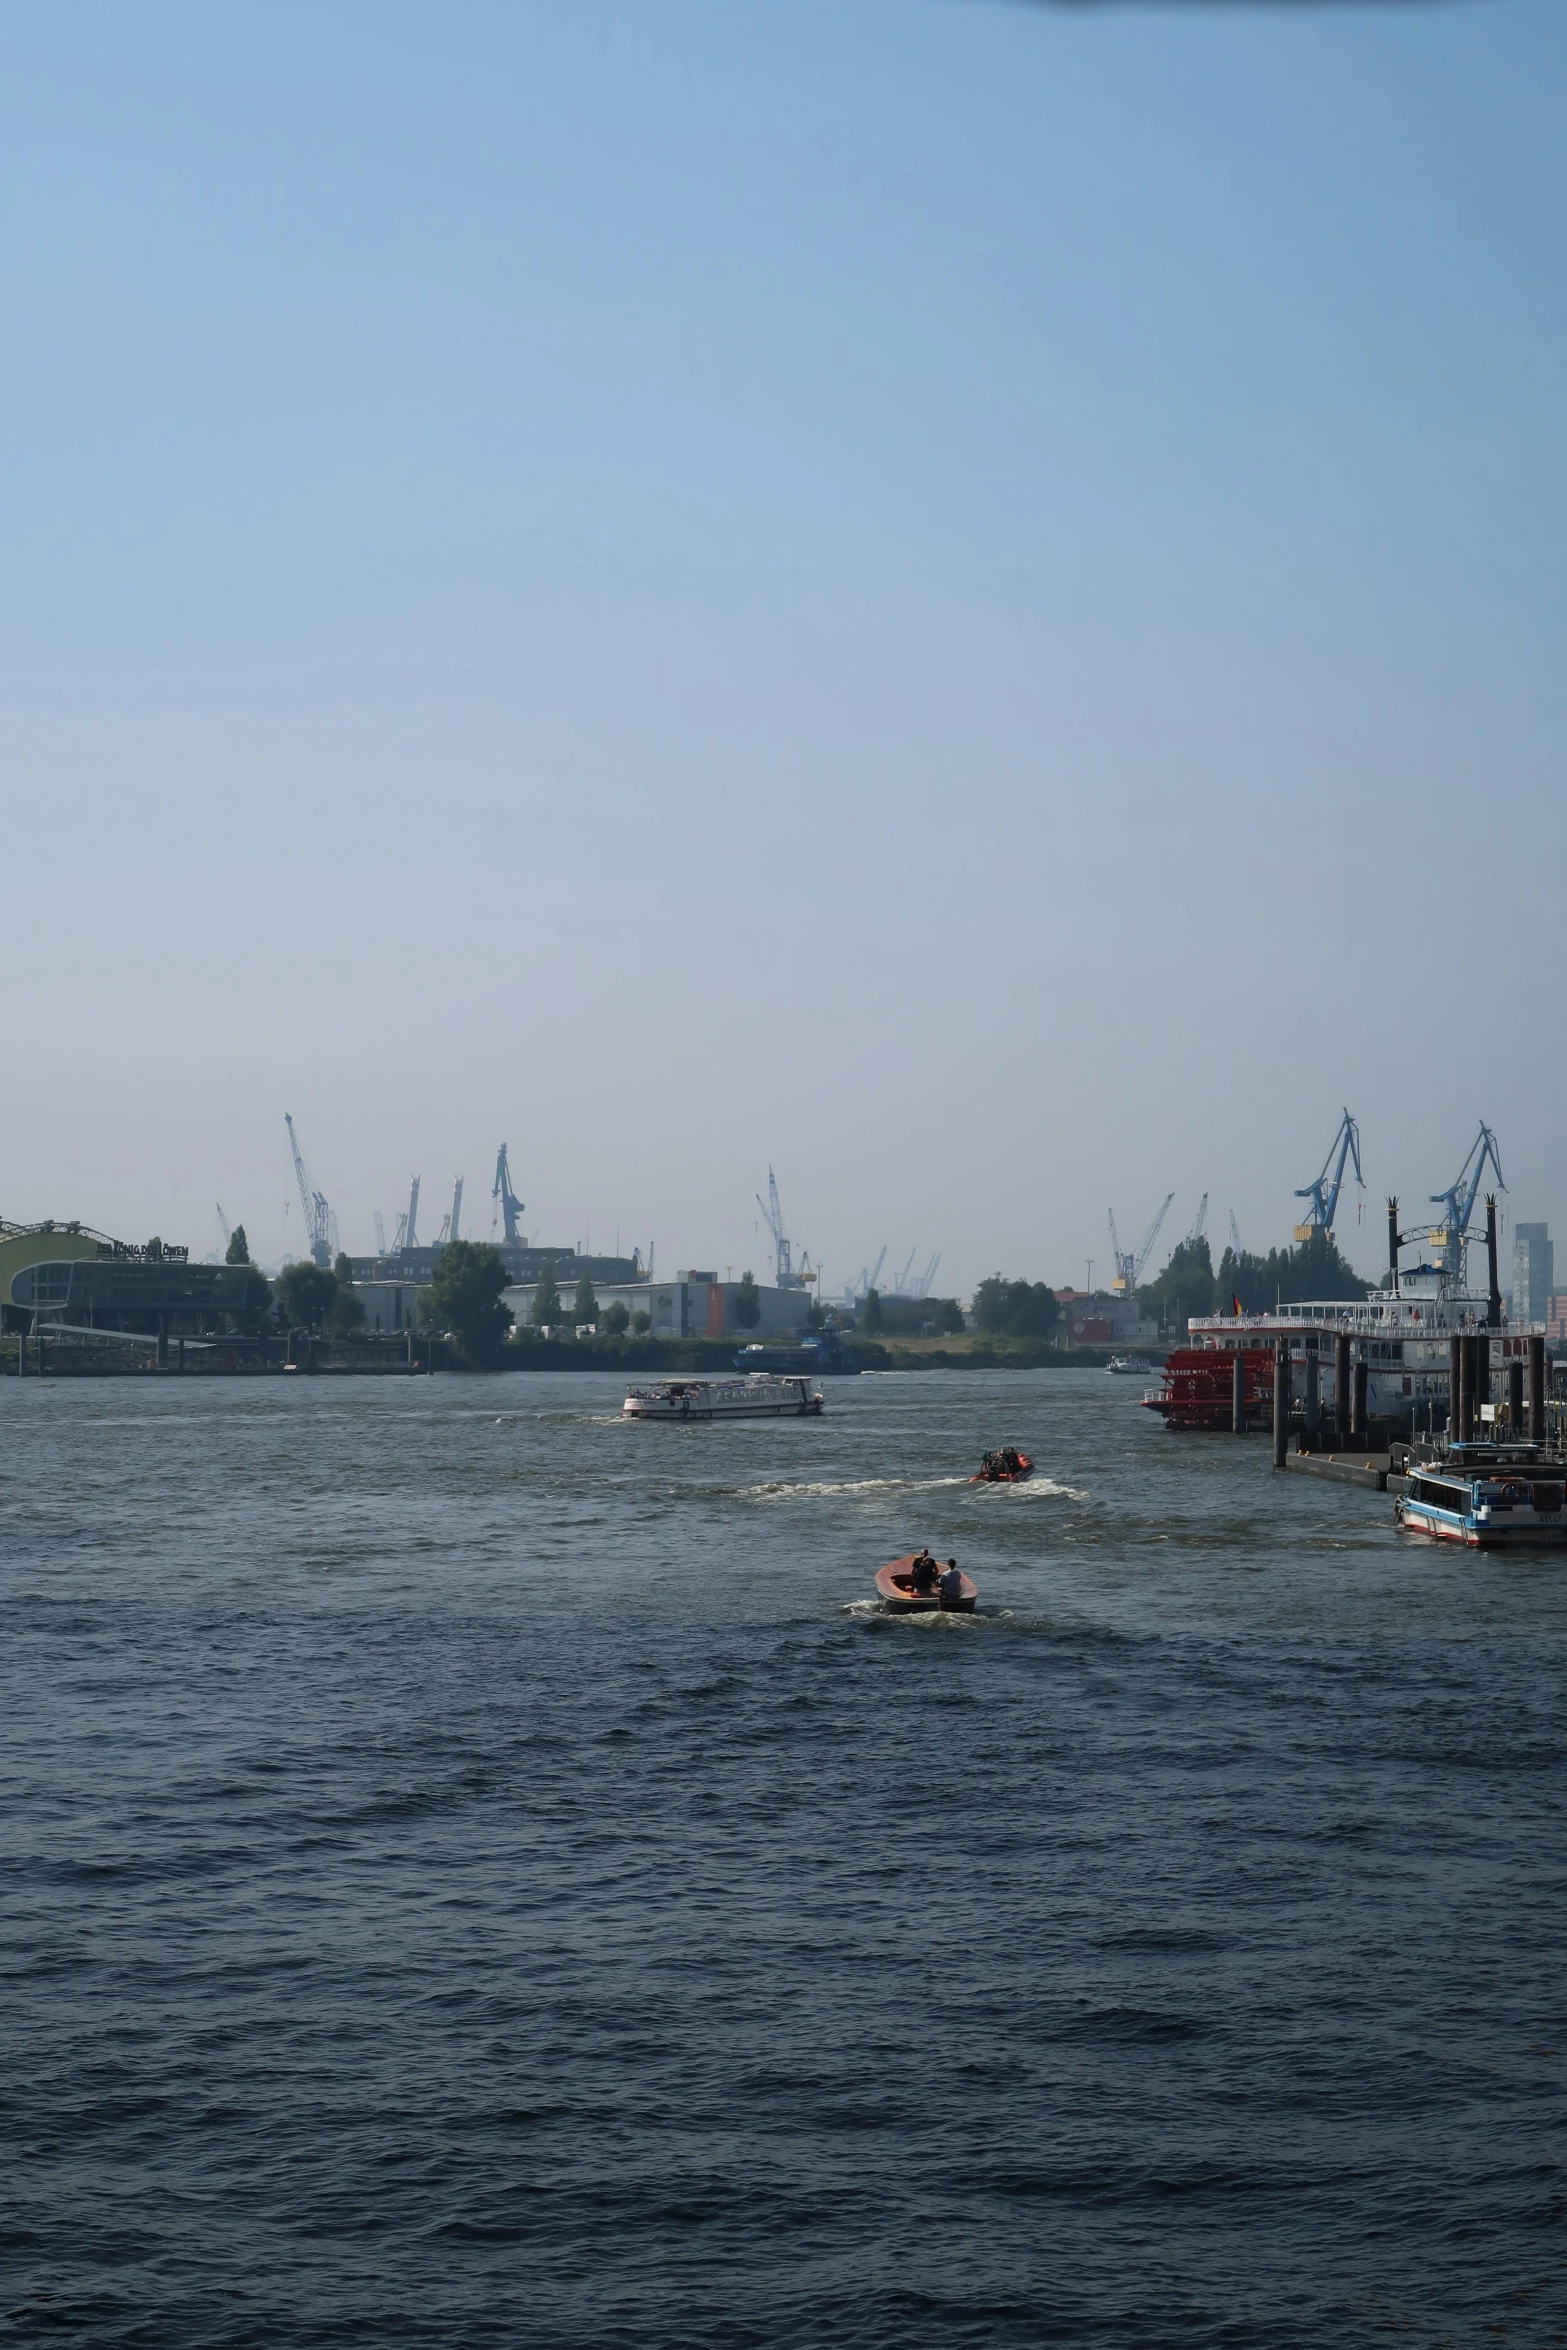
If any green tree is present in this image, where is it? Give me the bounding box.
[1139,1236,1216,1336]
[1215,1230,1369,1316]
[734,1270,762,1329]
[225,1224,250,1266]
[531,1264,563,1329]
[929,1298,966,1336]
[426,1240,514,1366]
[972,1277,1060,1339]
[276,1259,337,1331]
[861,1286,884,1333]
[328,1252,365,1338]
[630,1308,652,1335]
[601,1300,630,1336]
[572,1271,599,1327]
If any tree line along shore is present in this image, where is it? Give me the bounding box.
[7,1226,1371,1376]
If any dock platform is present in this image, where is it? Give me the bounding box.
[1284,1451,1394,1492]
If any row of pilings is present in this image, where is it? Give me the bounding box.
[1267,1331,1547,1467]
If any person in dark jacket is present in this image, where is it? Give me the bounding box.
[910,1548,939,1594]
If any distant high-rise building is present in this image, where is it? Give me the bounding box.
[1512,1222,1553,1324]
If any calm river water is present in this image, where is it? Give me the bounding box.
[3,1368,1564,2347]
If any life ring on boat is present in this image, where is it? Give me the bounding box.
[1495,1476,1530,1503]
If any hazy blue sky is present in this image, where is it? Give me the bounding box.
[4,0,1564,1292]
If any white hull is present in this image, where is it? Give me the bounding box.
[623,1374,823,1421]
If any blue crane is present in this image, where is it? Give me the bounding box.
[1293,1109,1363,1241]
[1428,1122,1505,1285]
[492,1146,525,1246]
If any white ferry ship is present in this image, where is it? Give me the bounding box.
[1177,1261,1545,1429]
[622,1374,824,1421]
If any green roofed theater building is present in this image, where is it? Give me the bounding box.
[0,1222,260,1359]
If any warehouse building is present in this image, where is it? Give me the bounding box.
[502,1270,813,1340]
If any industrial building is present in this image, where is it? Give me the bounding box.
[502,1271,813,1341]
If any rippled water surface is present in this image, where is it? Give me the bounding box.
[3,1368,1565,2347]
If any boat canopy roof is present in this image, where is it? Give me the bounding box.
[1189,1297,1542,1338]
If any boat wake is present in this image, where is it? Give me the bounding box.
[740,1474,971,1503]
[971,1475,1088,1502]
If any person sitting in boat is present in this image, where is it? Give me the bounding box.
[910,1549,940,1594]
[939,1559,964,1606]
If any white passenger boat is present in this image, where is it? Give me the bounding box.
[1396,1444,1567,1547]
[622,1374,824,1421]
[1107,1355,1157,1377]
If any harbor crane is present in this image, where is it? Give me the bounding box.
[1427,1121,1506,1285]
[1108,1193,1174,1294]
[756,1167,813,1289]
[492,1145,525,1246]
[285,1113,338,1270]
[1186,1194,1209,1246]
[215,1202,231,1251]
[405,1175,421,1252]
[374,1212,387,1257]
[1229,1209,1243,1257]
[434,1178,464,1249]
[1293,1109,1363,1241]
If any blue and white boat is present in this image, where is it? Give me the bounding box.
[1396,1444,1567,1548]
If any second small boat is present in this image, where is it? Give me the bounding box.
[970,1447,1032,1484]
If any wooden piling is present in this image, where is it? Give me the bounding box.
[1448,1334,1462,1437]
[1508,1357,1524,1431]
[1304,1342,1320,1438]
[1352,1357,1368,1440]
[1273,1343,1289,1468]
[1529,1333,1546,1442]
[1335,1332,1351,1443]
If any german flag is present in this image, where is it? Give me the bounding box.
[1232,1294,1243,1318]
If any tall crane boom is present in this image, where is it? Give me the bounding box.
[492,1146,525,1246]
[1294,1108,1363,1241]
[1428,1121,1506,1284]
[285,1113,335,1269]
[756,1166,812,1289]
[1109,1193,1174,1292]
[1186,1194,1208,1245]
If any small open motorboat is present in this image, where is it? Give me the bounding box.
[970,1447,1032,1484]
[874,1554,978,1613]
